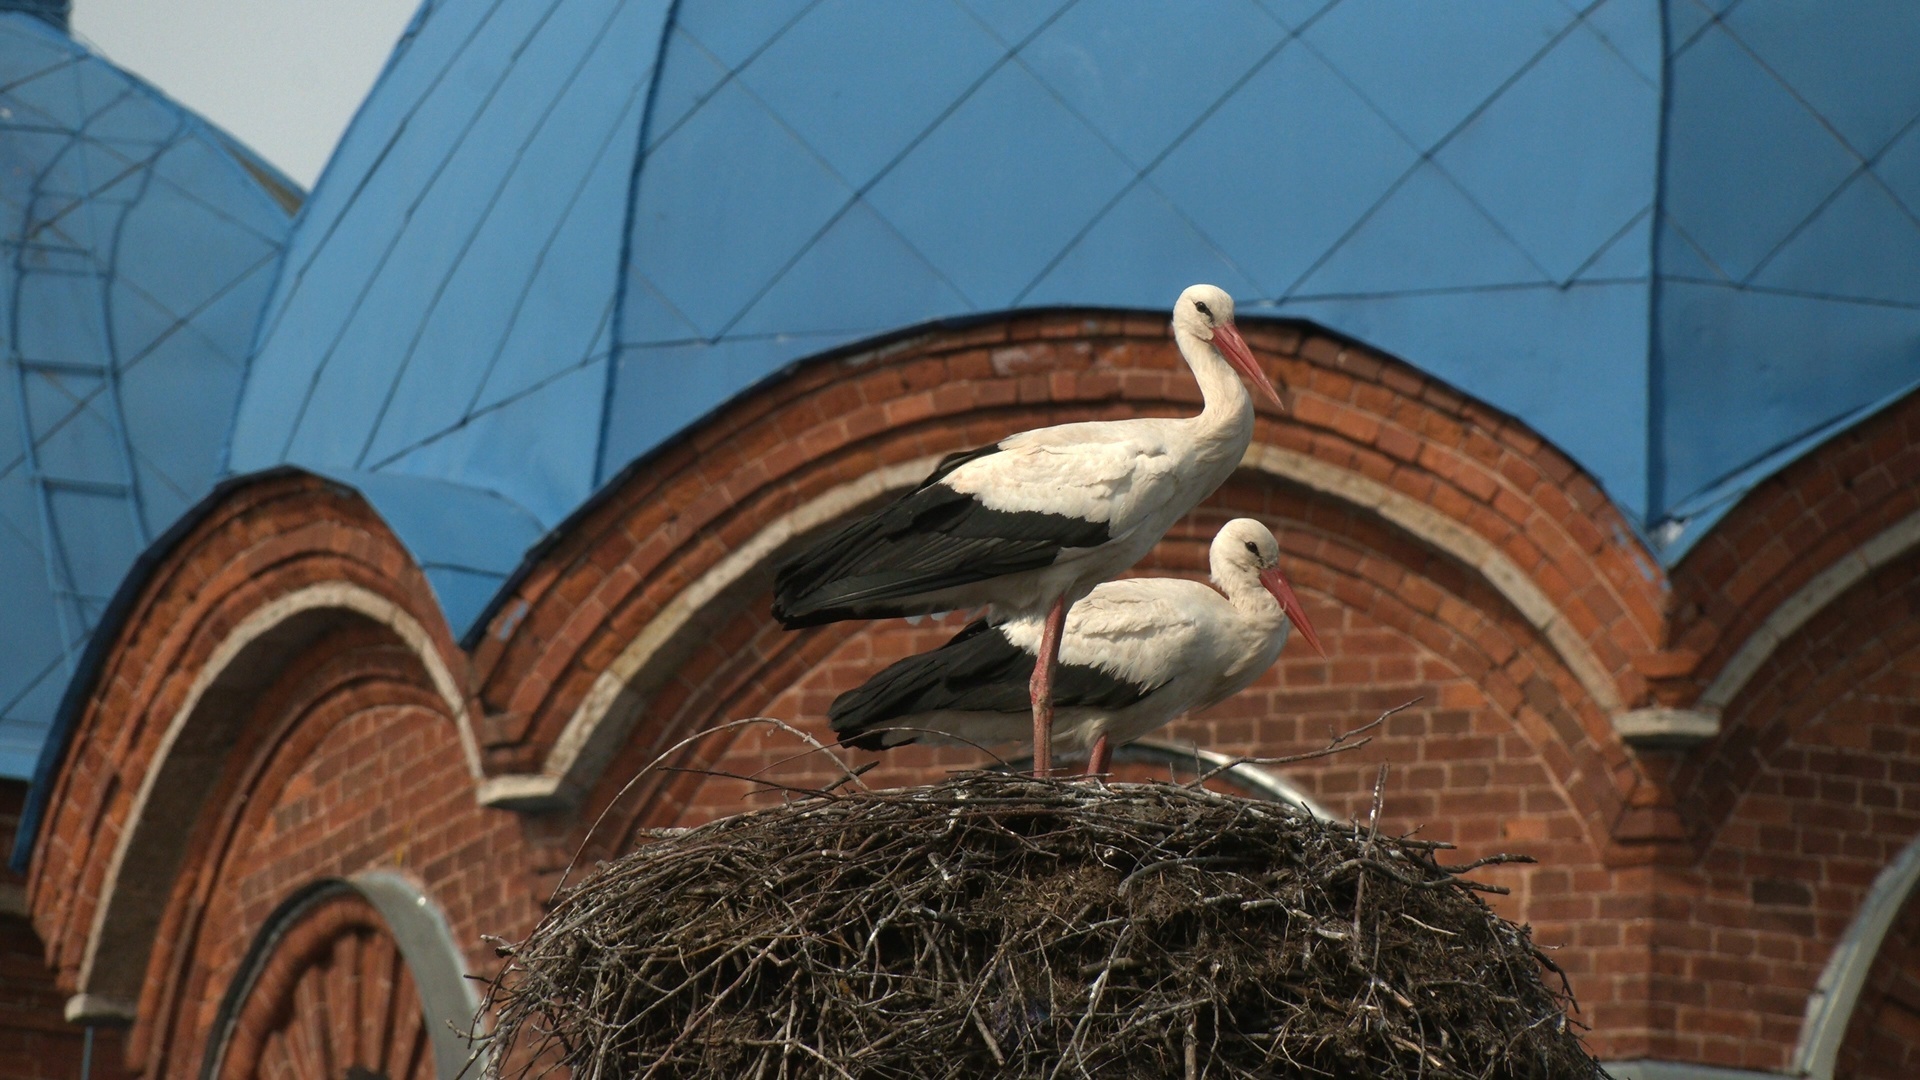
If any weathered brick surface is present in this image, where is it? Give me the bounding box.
[13,315,1918,1075]
[472,315,1662,814]
[1,780,133,1080]
[1837,879,1920,1079]
[1647,550,1920,1071]
[1668,390,1920,701]
[126,628,546,1077]
[208,888,435,1080]
[582,487,1648,1055]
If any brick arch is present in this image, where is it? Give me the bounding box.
[1656,548,1920,1070]
[21,472,479,1023]
[130,626,453,1074]
[129,621,491,1078]
[575,472,1630,866]
[1679,545,1920,842]
[1668,386,1920,712]
[199,870,474,1080]
[1827,867,1920,1080]
[561,478,1658,1052]
[468,311,1663,813]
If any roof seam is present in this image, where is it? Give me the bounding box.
[273,0,571,462]
[353,0,642,468]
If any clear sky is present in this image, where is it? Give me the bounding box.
[70,0,421,189]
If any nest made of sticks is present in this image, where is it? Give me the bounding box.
[479,775,1606,1080]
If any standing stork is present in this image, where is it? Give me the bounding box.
[773,285,1282,777]
[827,518,1324,774]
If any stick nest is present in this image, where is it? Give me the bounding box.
[480,775,1606,1079]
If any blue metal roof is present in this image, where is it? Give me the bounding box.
[214,0,1912,616]
[0,12,296,778]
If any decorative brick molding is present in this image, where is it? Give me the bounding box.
[1670,389,1920,709]
[1648,551,1920,1070]
[18,474,519,1074]
[1825,858,1920,1080]
[13,313,1916,1076]
[1799,833,1920,1079]
[466,314,1658,819]
[201,886,432,1080]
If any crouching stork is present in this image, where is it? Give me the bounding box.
[827,519,1323,775]
[772,285,1283,776]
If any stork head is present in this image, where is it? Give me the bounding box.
[1211,518,1324,656]
[1172,284,1283,409]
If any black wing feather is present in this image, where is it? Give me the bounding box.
[829,619,1148,750]
[771,444,1110,627]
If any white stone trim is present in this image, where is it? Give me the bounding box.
[488,445,1626,808]
[62,993,135,1025]
[1701,509,1920,712]
[1242,445,1625,714]
[1612,707,1720,748]
[1790,833,1920,1079]
[351,870,481,1077]
[1605,1060,1786,1080]
[1109,738,1330,819]
[77,583,481,999]
[478,457,948,808]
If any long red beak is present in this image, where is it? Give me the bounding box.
[1211,322,1284,410]
[1260,566,1324,656]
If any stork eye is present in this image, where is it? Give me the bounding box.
[1194,301,1212,318]
[1244,540,1259,555]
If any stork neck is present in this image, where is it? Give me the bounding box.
[1177,330,1255,447]
[1217,571,1282,625]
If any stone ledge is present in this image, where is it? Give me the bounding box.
[63,993,136,1025]
[1612,707,1720,749]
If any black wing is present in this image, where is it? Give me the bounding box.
[771,444,1110,628]
[829,619,1149,750]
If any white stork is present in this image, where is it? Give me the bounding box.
[772,284,1282,776]
[827,518,1324,774]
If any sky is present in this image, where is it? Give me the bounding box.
[70,0,421,189]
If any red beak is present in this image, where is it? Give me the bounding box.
[1260,566,1324,657]
[1210,322,1284,410]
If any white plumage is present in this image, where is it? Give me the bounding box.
[830,519,1325,775]
[775,284,1284,775]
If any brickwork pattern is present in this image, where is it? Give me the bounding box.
[132,627,544,1076]
[468,316,1663,847]
[580,483,1653,1053]
[1665,391,1920,706]
[1645,552,1920,1070]
[1836,878,1920,1079]
[208,890,432,1080]
[12,314,1918,1077]
[1,780,132,1080]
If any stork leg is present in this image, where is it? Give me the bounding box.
[1085,734,1112,778]
[1030,595,1069,778]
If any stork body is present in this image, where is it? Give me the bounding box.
[774,285,1281,775]
[829,519,1324,774]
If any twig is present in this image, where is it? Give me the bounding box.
[1188,699,1419,788]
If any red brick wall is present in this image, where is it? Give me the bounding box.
[1665,390,1920,705]
[467,314,1661,796]
[130,627,546,1076]
[588,484,1647,1054]
[1,779,132,1080]
[1837,880,1920,1079]
[1649,551,1920,1071]
[13,313,1918,1076]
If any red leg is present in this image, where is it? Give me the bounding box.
[1085,733,1112,777]
[1030,595,1069,778]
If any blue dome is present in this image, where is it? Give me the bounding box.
[233,0,1920,632]
[0,12,297,776]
